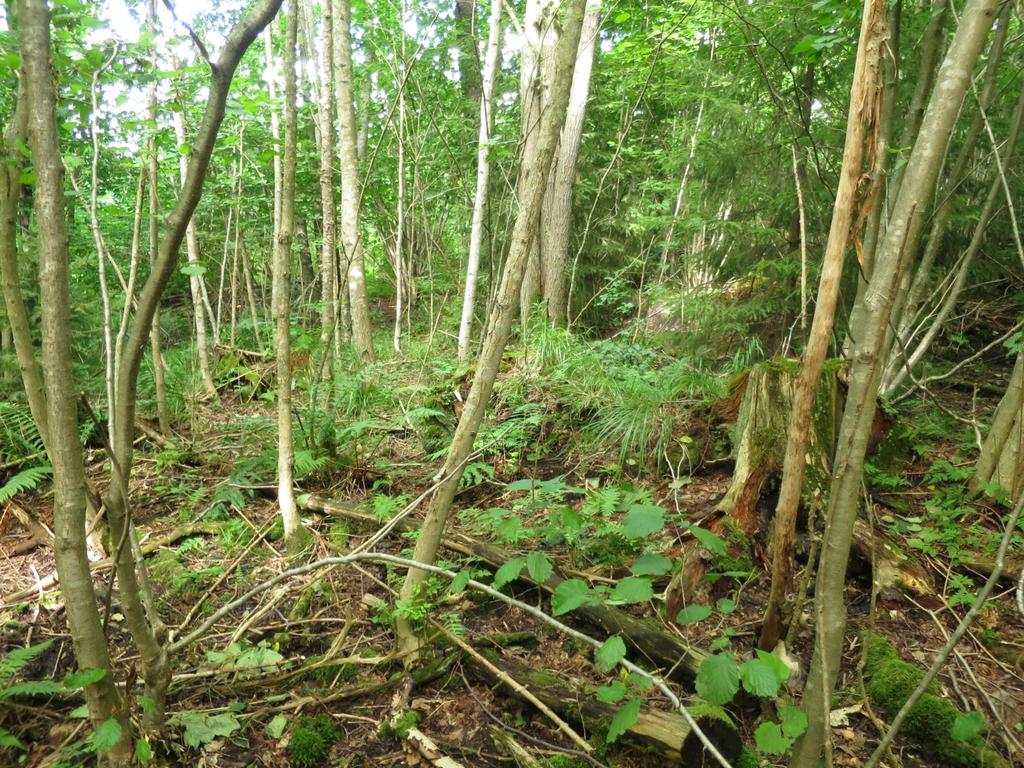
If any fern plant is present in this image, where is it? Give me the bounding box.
[0,464,53,502]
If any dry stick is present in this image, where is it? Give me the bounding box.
[167,552,735,768]
[863,489,1024,768]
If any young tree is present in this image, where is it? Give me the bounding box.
[15,0,132,759]
[456,0,503,361]
[395,0,587,661]
[334,0,374,362]
[791,1,1000,764]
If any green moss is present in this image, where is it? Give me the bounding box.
[540,757,590,768]
[862,632,1008,768]
[288,715,337,767]
[327,521,351,548]
[378,710,421,740]
[735,747,762,768]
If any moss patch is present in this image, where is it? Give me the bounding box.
[287,715,338,767]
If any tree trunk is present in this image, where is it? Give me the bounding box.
[313,0,337,377]
[972,352,1024,498]
[517,0,560,332]
[456,0,502,361]
[790,3,999,765]
[17,1,132,760]
[541,0,600,326]
[172,109,217,398]
[274,0,304,557]
[393,3,407,354]
[334,0,374,362]
[396,0,587,661]
[147,71,171,436]
[759,0,888,653]
[453,0,483,106]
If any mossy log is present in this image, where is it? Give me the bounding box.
[862,631,1010,768]
[298,494,707,682]
[466,652,742,766]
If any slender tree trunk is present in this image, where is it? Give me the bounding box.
[265,23,282,248]
[241,245,265,352]
[453,0,483,106]
[311,0,336,375]
[541,0,600,326]
[146,38,170,436]
[457,0,503,361]
[973,352,1024,497]
[759,0,888,654]
[517,0,560,331]
[334,0,374,362]
[393,1,407,354]
[172,109,217,398]
[395,0,587,661]
[275,0,304,557]
[790,3,999,765]
[17,1,132,761]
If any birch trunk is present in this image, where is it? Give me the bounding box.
[790,3,1000,765]
[456,0,503,361]
[396,0,587,661]
[17,1,132,760]
[334,0,374,362]
[758,0,888,654]
[541,0,600,326]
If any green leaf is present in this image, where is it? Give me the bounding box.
[551,579,592,616]
[690,526,726,557]
[526,551,553,582]
[493,558,525,589]
[69,704,90,719]
[596,680,627,703]
[595,636,626,673]
[0,726,24,750]
[629,553,672,576]
[606,699,640,744]
[64,668,107,689]
[675,604,712,625]
[740,650,792,697]
[779,706,807,739]
[265,714,288,739]
[135,738,152,763]
[716,598,736,614]
[754,721,791,755]
[180,263,207,277]
[695,653,739,705]
[608,577,653,604]
[448,569,472,595]
[951,711,985,742]
[92,719,122,752]
[621,503,665,539]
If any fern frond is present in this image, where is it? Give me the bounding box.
[0,465,53,503]
[0,640,53,685]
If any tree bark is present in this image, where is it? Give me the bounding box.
[17,0,131,760]
[456,0,503,361]
[453,0,483,106]
[395,0,587,662]
[541,0,600,325]
[334,0,374,362]
[758,0,888,653]
[147,62,171,436]
[790,2,1000,765]
[972,352,1024,497]
[313,0,337,377]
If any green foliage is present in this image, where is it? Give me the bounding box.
[288,715,338,767]
[169,711,242,750]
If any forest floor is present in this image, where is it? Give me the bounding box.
[1,338,1023,768]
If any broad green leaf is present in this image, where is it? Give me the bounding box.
[754,721,791,755]
[629,553,672,576]
[265,714,288,739]
[608,577,653,604]
[606,699,640,744]
[690,526,726,557]
[92,719,122,752]
[64,668,107,689]
[627,671,655,691]
[621,503,665,539]
[596,680,627,703]
[69,704,90,719]
[448,569,472,595]
[135,738,152,763]
[595,636,626,673]
[493,558,525,589]
[779,706,807,739]
[951,711,985,741]
[739,649,792,697]
[551,579,591,616]
[675,604,712,625]
[716,598,736,614]
[180,263,207,277]
[696,653,739,705]
[526,551,553,582]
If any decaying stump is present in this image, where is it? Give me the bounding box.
[666,358,927,621]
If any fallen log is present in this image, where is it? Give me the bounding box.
[466,652,742,766]
[297,494,707,682]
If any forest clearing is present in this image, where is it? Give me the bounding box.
[0,0,1022,766]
